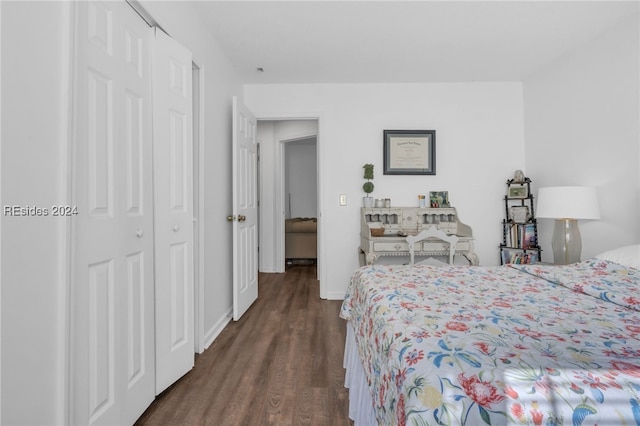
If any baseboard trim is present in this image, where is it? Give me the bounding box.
[326,290,346,301]
[203,307,233,350]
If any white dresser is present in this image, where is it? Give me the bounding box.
[359,207,479,265]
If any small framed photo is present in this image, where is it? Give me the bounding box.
[429,191,449,208]
[509,206,530,223]
[508,184,528,199]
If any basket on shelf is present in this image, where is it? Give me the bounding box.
[370,227,385,237]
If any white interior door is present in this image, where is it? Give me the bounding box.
[232,96,259,320]
[72,1,155,424]
[152,28,195,394]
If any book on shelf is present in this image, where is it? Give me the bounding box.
[522,223,536,249]
[507,223,537,249]
[501,248,538,264]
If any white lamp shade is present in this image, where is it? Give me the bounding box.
[536,186,600,220]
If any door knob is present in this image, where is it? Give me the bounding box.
[136,229,144,238]
[227,215,236,222]
[173,225,180,232]
[238,215,246,222]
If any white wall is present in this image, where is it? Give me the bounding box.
[524,13,640,260]
[140,1,243,347]
[285,138,317,218]
[1,2,71,423]
[246,83,526,299]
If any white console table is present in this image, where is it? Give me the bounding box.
[359,207,479,266]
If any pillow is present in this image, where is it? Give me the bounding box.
[594,244,640,269]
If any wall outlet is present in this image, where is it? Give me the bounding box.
[339,194,347,206]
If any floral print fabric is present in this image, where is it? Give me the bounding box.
[512,259,640,312]
[340,262,640,425]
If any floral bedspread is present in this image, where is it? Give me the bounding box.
[340,261,640,425]
[512,259,640,312]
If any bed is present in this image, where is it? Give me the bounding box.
[340,245,640,425]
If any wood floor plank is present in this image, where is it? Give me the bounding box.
[135,264,352,426]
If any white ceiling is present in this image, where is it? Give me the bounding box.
[190,1,639,84]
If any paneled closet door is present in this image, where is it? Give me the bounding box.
[152,28,195,395]
[71,2,155,425]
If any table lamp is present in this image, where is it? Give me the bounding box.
[536,186,600,265]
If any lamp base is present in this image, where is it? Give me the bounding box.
[551,219,582,265]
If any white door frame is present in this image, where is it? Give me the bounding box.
[256,114,326,299]
[278,134,317,265]
[192,61,205,354]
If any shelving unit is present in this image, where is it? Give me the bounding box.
[500,177,542,264]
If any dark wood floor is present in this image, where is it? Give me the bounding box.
[135,264,352,426]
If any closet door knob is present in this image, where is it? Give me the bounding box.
[173,225,180,232]
[136,229,144,238]
[238,215,246,222]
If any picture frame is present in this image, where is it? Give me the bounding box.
[383,130,435,175]
[429,191,449,208]
[509,206,530,223]
[508,184,528,199]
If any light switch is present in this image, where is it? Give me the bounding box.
[339,194,347,206]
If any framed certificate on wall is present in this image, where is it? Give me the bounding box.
[383,130,436,175]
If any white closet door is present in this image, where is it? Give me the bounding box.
[72,1,155,425]
[152,28,195,395]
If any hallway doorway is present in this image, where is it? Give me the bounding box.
[255,119,319,276]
